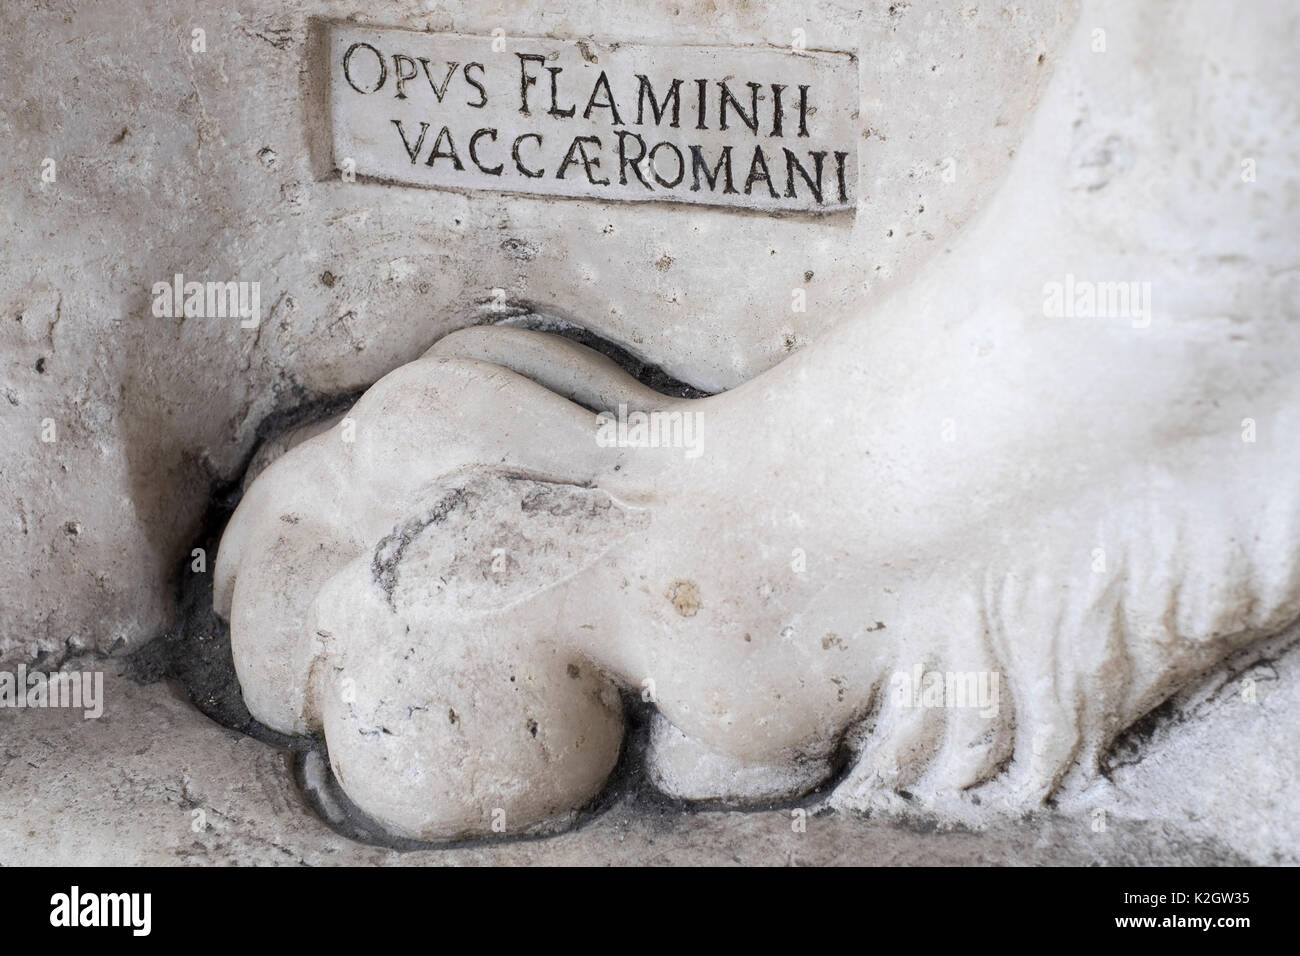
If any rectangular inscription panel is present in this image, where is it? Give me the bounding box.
[328,24,858,213]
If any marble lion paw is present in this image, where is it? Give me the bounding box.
[213,314,1298,840]
[214,4,1300,841]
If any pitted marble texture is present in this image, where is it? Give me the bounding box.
[217,2,1300,840]
[8,656,1296,865]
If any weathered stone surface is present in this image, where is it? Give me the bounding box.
[1,658,1290,864]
